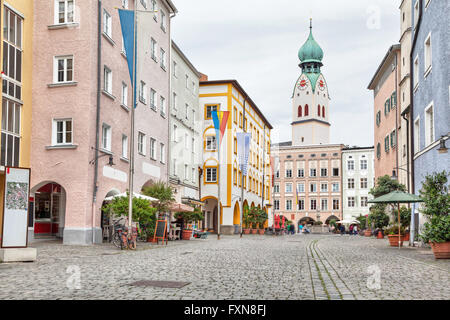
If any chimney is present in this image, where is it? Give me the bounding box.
[199,73,208,82]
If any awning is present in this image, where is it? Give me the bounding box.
[169,203,194,213]
[181,197,204,207]
[104,192,158,202]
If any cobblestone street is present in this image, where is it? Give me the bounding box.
[0,234,449,300]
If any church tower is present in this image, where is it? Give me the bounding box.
[292,20,330,146]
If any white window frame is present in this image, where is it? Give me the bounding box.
[424,33,432,77]
[121,82,128,107]
[348,197,355,208]
[332,182,339,192]
[150,138,156,160]
[55,0,75,25]
[320,183,328,193]
[160,96,166,117]
[414,55,419,90]
[297,183,304,193]
[274,184,280,193]
[54,55,74,83]
[414,0,420,29]
[414,116,420,153]
[52,118,73,145]
[286,200,292,211]
[173,125,177,142]
[347,160,354,171]
[321,199,328,211]
[138,132,146,155]
[285,183,293,193]
[160,48,166,70]
[103,9,112,38]
[360,178,368,189]
[139,81,147,104]
[101,123,112,151]
[161,10,166,32]
[360,159,368,170]
[104,66,112,94]
[122,134,128,159]
[160,143,165,163]
[424,102,434,146]
[205,136,217,151]
[150,88,157,110]
[151,38,157,62]
[206,167,217,183]
[310,199,317,211]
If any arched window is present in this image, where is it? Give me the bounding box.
[304,104,309,116]
[322,106,325,118]
[298,106,302,117]
[317,105,321,117]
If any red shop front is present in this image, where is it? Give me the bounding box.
[33,183,63,237]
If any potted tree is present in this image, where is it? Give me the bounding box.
[249,207,259,234]
[368,209,389,239]
[179,208,204,240]
[384,224,405,247]
[243,209,251,234]
[257,209,268,235]
[419,171,450,259]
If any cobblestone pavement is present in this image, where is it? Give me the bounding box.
[0,234,449,300]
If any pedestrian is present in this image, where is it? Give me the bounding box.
[349,224,354,235]
[340,224,345,235]
[353,224,358,235]
[299,224,304,234]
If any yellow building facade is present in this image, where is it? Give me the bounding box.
[199,79,272,234]
[0,0,33,236]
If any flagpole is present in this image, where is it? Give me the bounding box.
[217,132,221,240]
[127,1,137,240]
[240,99,247,238]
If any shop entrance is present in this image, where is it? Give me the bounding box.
[32,182,66,239]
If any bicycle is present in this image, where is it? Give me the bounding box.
[112,222,137,250]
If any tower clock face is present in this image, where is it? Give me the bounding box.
[318,79,325,91]
[297,79,308,90]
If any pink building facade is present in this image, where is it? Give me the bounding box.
[29,0,175,245]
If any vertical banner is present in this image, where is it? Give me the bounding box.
[1,167,31,248]
[211,110,230,147]
[237,133,251,176]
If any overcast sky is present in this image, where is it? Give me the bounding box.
[171,0,400,146]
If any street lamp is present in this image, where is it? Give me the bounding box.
[437,136,448,154]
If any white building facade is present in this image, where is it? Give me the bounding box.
[169,41,202,204]
[342,147,375,221]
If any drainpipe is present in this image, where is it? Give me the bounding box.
[409,0,423,245]
[167,11,176,184]
[92,0,102,245]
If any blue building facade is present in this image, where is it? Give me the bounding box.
[411,0,450,197]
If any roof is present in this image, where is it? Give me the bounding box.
[199,79,273,129]
[163,0,178,14]
[367,44,400,90]
[298,24,324,64]
[342,146,374,151]
[171,41,201,78]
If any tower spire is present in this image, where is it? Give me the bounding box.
[310,18,312,30]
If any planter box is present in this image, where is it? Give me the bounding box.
[430,242,450,259]
[243,229,251,235]
[182,230,193,240]
[377,231,384,239]
[387,234,403,247]
[403,233,410,242]
[251,229,257,234]
[258,229,265,235]
[364,230,372,237]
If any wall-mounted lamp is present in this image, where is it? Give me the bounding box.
[438,136,448,154]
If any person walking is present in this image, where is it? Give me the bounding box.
[349,224,354,235]
[299,224,304,234]
[340,224,345,235]
[353,224,358,235]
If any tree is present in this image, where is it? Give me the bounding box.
[368,209,389,229]
[369,175,407,223]
[141,181,174,216]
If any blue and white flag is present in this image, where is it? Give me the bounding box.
[237,133,251,176]
[118,9,137,108]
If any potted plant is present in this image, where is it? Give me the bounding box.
[419,171,450,259]
[178,208,204,240]
[384,224,405,247]
[243,209,251,234]
[257,209,268,235]
[368,209,389,239]
[249,207,259,234]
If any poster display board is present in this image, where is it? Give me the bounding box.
[1,167,31,248]
[153,220,167,245]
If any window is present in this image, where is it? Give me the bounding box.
[185,75,189,89]
[160,96,166,117]
[173,61,177,77]
[185,104,189,120]
[361,197,368,207]
[52,118,72,145]
[384,99,390,116]
[173,125,177,142]
[3,8,23,100]
[321,199,328,211]
[414,56,419,89]
[160,48,166,70]
[425,103,434,146]
[103,10,112,37]
[385,135,390,152]
[151,38,157,61]
[192,137,195,153]
[205,136,217,151]
[122,0,129,9]
[54,56,73,83]
[285,169,292,178]
[298,199,305,211]
[414,117,420,153]
[310,168,316,177]
[348,178,355,189]
[150,138,156,159]
[286,200,292,211]
[298,105,302,117]
[139,81,147,103]
[121,83,128,106]
[310,199,317,210]
[205,105,218,119]
[391,130,397,148]
[160,10,166,31]
[192,168,196,182]
[274,200,280,211]
[332,183,339,192]
[122,135,128,159]
[285,183,292,193]
[347,160,354,171]
[310,183,317,193]
[274,184,280,193]
[297,183,304,193]
[333,199,340,210]
[185,133,189,150]
[101,124,111,151]
[414,0,419,29]
[360,178,368,189]
[360,159,368,170]
[172,92,177,111]
[184,165,189,180]
[348,197,355,208]
[150,89,157,110]
[138,132,146,155]
[140,0,147,9]
[332,168,339,176]
[391,91,397,109]
[56,0,74,24]
[376,143,381,159]
[376,111,381,126]
[320,183,328,193]
[304,104,309,116]
[104,66,112,94]
[320,168,327,177]
[151,0,157,20]
[206,167,217,183]
[298,168,304,178]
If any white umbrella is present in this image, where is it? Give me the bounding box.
[104,192,158,202]
[337,219,360,224]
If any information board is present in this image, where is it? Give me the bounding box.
[153,220,167,245]
[1,167,31,248]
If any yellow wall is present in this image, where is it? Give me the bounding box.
[0,0,33,168]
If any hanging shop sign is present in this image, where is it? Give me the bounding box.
[1,167,31,248]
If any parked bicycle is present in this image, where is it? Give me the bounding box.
[112,222,137,250]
